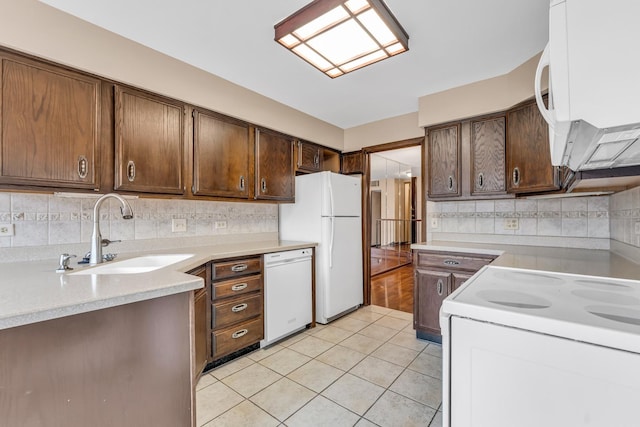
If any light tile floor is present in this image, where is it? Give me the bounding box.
[196,305,442,427]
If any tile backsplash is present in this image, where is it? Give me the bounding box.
[427,196,610,249]
[0,192,278,249]
[611,186,640,248]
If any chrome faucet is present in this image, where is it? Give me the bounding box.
[90,193,133,265]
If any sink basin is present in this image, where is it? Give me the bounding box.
[72,254,194,275]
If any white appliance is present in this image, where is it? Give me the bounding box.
[261,248,313,347]
[279,171,363,324]
[535,0,640,171]
[440,266,640,427]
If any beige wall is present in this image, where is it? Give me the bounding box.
[418,53,547,128]
[343,112,423,152]
[0,0,344,150]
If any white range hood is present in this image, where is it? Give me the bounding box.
[534,0,640,171]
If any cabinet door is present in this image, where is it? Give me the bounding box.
[341,151,363,174]
[255,128,294,201]
[0,55,100,189]
[471,116,506,195]
[297,141,322,172]
[114,86,185,194]
[414,268,451,336]
[506,98,559,193]
[189,265,210,378]
[193,110,250,198]
[428,124,461,197]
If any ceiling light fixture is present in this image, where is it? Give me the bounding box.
[275,0,409,78]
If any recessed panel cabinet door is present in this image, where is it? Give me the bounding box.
[193,110,250,198]
[255,129,294,201]
[0,56,100,189]
[427,124,461,197]
[471,116,506,195]
[507,98,559,193]
[414,268,451,336]
[114,86,184,194]
[297,140,322,172]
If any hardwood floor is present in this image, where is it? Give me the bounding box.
[370,245,412,276]
[370,264,414,313]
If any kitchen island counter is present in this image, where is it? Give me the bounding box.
[0,239,316,330]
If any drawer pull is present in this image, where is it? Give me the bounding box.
[231,283,248,291]
[231,329,248,339]
[437,279,444,296]
[77,156,88,179]
[127,160,136,182]
[231,264,248,272]
[231,303,248,313]
[444,259,460,266]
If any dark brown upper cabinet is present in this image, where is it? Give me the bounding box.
[470,115,506,196]
[192,109,251,199]
[427,123,461,198]
[0,54,101,189]
[114,86,185,194]
[254,128,294,202]
[341,151,364,175]
[506,97,559,194]
[296,140,323,173]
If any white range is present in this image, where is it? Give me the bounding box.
[441,265,640,427]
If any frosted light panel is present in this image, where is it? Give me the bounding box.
[293,44,333,70]
[307,19,378,64]
[341,50,386,72]
[345,0,370,14]
[279,34,300,48]
[358,9,397,46]
[294,6,349,40]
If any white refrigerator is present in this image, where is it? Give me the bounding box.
[279,171,363,324]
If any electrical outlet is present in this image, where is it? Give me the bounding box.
[503,218,519,230]
[430,217,439,229]
[171,218,187,233]
[215,220,228,229]
[0,224,14,236]
[635,221,640,235]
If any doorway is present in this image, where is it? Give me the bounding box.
[362,139,423,313]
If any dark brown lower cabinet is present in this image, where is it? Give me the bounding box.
[413,250,496,342]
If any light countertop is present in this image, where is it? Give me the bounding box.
[411,241,640,281]
[0,240,316,331]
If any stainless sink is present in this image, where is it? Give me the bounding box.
[71,254,194,275]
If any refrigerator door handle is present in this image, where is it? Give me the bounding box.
[329,216,334,268]
[328,175,334,217]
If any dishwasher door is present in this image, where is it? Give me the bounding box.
[261,248,313,347]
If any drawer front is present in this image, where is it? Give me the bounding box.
[415,251,494,272]
[212,275,262,300]
[212,316,263,359]
[213,257,261,280]
[212,293,262,329]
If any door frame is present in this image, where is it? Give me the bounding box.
[361,137,424,306]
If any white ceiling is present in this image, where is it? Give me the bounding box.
[41,0,549,129]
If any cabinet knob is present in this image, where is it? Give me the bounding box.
[231,263,248,272]
[231,282,248,291]
[231,303,248,313]
[447,175,455,192]
[77,156,88,179]
[437,279,444,296]
[127,160,136,182]
[512,167,521,186]
[239,175,245,191]
[477,172,484,189]
[231,329,248,339]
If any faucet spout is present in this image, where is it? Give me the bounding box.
[90,193,134,265]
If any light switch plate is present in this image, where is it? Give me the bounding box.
[431,217,439,229]
[0,224,14,236]
[503,218,519,230]
[171,218,187,233]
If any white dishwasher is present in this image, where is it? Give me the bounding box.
[261,248,313,347]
